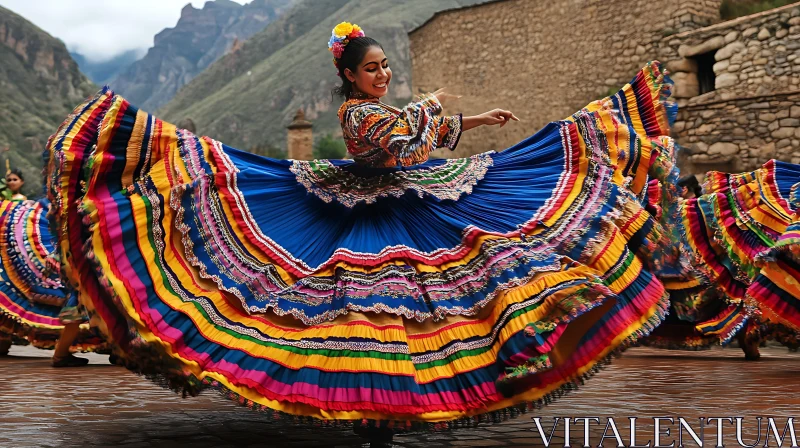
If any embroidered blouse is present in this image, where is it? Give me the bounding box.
[338,93,462,168]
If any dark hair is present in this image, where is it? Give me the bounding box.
[677,174,701,197]
[6,168,23,182]
[332,36,383,99]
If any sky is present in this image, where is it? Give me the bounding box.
[0,0,249,62]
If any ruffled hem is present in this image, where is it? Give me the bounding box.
[746,320,800,350]
[670,161,800,333]
[0,319,106,353]
[0,200,106,352]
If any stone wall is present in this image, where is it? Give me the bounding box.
[409,0,722,158]
[663,5,800,102]
[659,4,800,173]
[410,0,800,174]
[676,92,800,172]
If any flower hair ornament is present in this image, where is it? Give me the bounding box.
[328,22,365,71]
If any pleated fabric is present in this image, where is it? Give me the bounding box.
[45,61,688,427]
[679,161,800,332]
[646,159,800,352]
[0,199,105,351]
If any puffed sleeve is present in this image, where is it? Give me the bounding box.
[343,95,462,166]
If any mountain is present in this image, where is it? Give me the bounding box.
[159,0,488,152]
[71,49,145,86]
[0,5,96,197]
[110,0,296,112]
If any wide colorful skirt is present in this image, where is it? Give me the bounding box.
[45,61,689,427]
[707,161,800,333]
[0,199,106,352]
[656,160,800,348]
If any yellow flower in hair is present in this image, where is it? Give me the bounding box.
[334,22,354,38]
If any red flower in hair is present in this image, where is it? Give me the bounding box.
[331,42,345,59]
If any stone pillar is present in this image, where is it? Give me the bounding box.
[287,109,313,161]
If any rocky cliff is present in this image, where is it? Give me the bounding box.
[0,5,96,196]
[159,0,488,152]
[110,0,296,112]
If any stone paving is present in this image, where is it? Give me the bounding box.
[0,345,798,447]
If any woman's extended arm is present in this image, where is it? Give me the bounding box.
[462,110,519,131]
[433,90,519,132]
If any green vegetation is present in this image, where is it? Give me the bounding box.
[720,0,799,19]
[159,0,486,153]
[593,86,621,102]
[0,177,10,200]
[0,5,97,197]
[313,134,347,159]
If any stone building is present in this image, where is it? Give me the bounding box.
[287,109,313,160]
[409,0,800,174]
[663,6,800,172]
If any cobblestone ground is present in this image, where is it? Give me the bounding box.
[0,346,798,447]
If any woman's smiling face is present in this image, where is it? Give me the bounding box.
[346,46,391,98]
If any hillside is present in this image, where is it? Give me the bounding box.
[110,0,296,112]
[159,0,488,152]
[0,5,96,197]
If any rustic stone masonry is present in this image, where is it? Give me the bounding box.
[660,4,800,172]
[409,0,722,159]
[410,0,800,175]
[674,91,800,172]
[287,109,313,161]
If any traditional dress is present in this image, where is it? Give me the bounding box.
[339,92,461,167]
[648,161,800,350]
[41,61,796,429]
[0,199,106,353]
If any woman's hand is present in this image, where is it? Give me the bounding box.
[462,109,520,131]
[479,109,520,128]
[432,88,461,109]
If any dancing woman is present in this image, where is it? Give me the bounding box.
[333,33,517,166]
[0,166,102,362]
[0,168,26,355]
[43,22,729,434]
[652,161,800,356]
